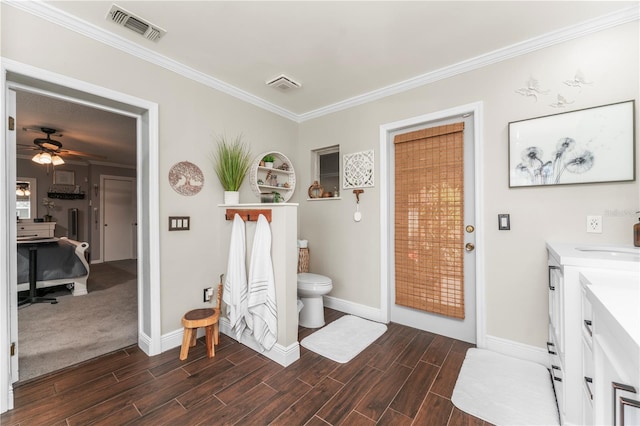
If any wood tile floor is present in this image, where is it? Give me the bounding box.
[2,308,492,425]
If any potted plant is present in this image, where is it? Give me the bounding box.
[262,154,275,168]
[212,134,252,204]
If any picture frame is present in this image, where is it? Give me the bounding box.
[53,170,75,186]
[508,100,635,187]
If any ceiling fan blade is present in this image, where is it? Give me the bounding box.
[62,150,108,160]
[22,127,63,137]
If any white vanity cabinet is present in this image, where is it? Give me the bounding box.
[17,221,56,238]
[546,243,639,425]
[581,270,639,426]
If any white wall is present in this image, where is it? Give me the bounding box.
[2,5,638,350]
[296,21,639,347]
[1,5,299,335]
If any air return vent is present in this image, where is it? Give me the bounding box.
[266,74,302,91]
[107,4,166,42]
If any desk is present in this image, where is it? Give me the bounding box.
[17,237,59,306]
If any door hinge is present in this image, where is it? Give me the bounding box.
[10,342,15,356]
[8,116,15,131]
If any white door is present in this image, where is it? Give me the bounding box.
[390,113,476,344]
[102,176,136,262]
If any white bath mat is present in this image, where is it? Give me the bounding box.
[452,348,559,425]
[301,315,387,363]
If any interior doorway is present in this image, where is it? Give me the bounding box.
[101,176,137,262]
[2,59,161,412]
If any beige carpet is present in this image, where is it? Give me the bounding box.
[18,260,138,382]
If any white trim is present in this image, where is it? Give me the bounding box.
[0,58,161,413]
[323,295,384,324]
[379,101,485,346]
[161,319,300,367]
[485,335,550,368]
[5,1,638,122]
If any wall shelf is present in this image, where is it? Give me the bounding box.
[249,151,296,203]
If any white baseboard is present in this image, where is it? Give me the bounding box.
[484,334,549,367]
[137,331,153,355]
[160,318,300,367]
[323,295,385,323]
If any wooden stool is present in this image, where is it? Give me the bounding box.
[180,282,223,361]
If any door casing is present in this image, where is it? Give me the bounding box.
[1,58,161,413]
[379,101,486,347]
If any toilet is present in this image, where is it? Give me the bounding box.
[297,272,333,328]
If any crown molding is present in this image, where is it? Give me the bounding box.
[6,1,639,123]
[5,0,299,122]
[298,4,640,121]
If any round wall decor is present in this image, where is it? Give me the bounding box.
[168,161,204,196]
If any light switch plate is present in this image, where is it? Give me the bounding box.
[169,216,190,231]
[498,214,510,230]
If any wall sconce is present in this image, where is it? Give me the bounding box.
[94,184,99,196]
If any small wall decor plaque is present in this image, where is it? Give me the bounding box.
[508,100,635,187]
[168,161,204,196]
[343,149,374,189]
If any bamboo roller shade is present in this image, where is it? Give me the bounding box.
[394,122,465,319]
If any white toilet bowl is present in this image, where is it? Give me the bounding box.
[297,272,333,328]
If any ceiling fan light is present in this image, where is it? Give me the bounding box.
[32,153,42,163]
[39,152,52,164]
[51,155,65,166]
[16,188,24,196]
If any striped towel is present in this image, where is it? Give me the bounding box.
[222,214,249,341]
[247,214,277,351]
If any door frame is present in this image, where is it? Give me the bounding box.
[379,101,486,347]
[1,58,161,412]
[100,175,137,262]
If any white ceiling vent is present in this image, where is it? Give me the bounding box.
[266,74,302,91]
[107,4,166,42]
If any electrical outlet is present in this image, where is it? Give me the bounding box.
[586,215,602,233]
[203,287,213,302]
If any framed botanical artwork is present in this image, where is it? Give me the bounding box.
[53,170,75,185]
[508,100,635,187]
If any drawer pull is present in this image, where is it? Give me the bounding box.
[548,265,560,291]
[613,382,637,425]
[546,341,556,355]
[551,365,562,382]
[584,376,593,400]
[583,319,593,336]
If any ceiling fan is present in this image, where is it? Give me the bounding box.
[19,127,106,164]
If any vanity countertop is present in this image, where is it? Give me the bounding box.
[547,242,640,270]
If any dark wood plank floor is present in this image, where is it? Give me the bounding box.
[2,308,491,425]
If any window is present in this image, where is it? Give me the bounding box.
[312,145,340,196]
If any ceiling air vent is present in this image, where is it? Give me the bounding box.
[266,74,302,91]
[107,4,166,42]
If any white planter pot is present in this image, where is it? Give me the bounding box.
[264,162,274,168]
[224,191,240,205]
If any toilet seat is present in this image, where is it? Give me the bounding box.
[297,273,332,291]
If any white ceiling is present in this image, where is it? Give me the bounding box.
[12,1,638,167]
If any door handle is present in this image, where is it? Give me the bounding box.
[465,243,475,252]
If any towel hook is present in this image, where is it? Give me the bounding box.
[353,189,364,203]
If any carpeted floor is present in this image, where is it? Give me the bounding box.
[17,259,138,382]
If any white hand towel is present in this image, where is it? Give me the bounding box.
[247,214,277,351]
[222,214,248,341]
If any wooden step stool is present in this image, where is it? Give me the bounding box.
[179,282,223,361]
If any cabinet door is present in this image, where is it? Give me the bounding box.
[594,337,639,425]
